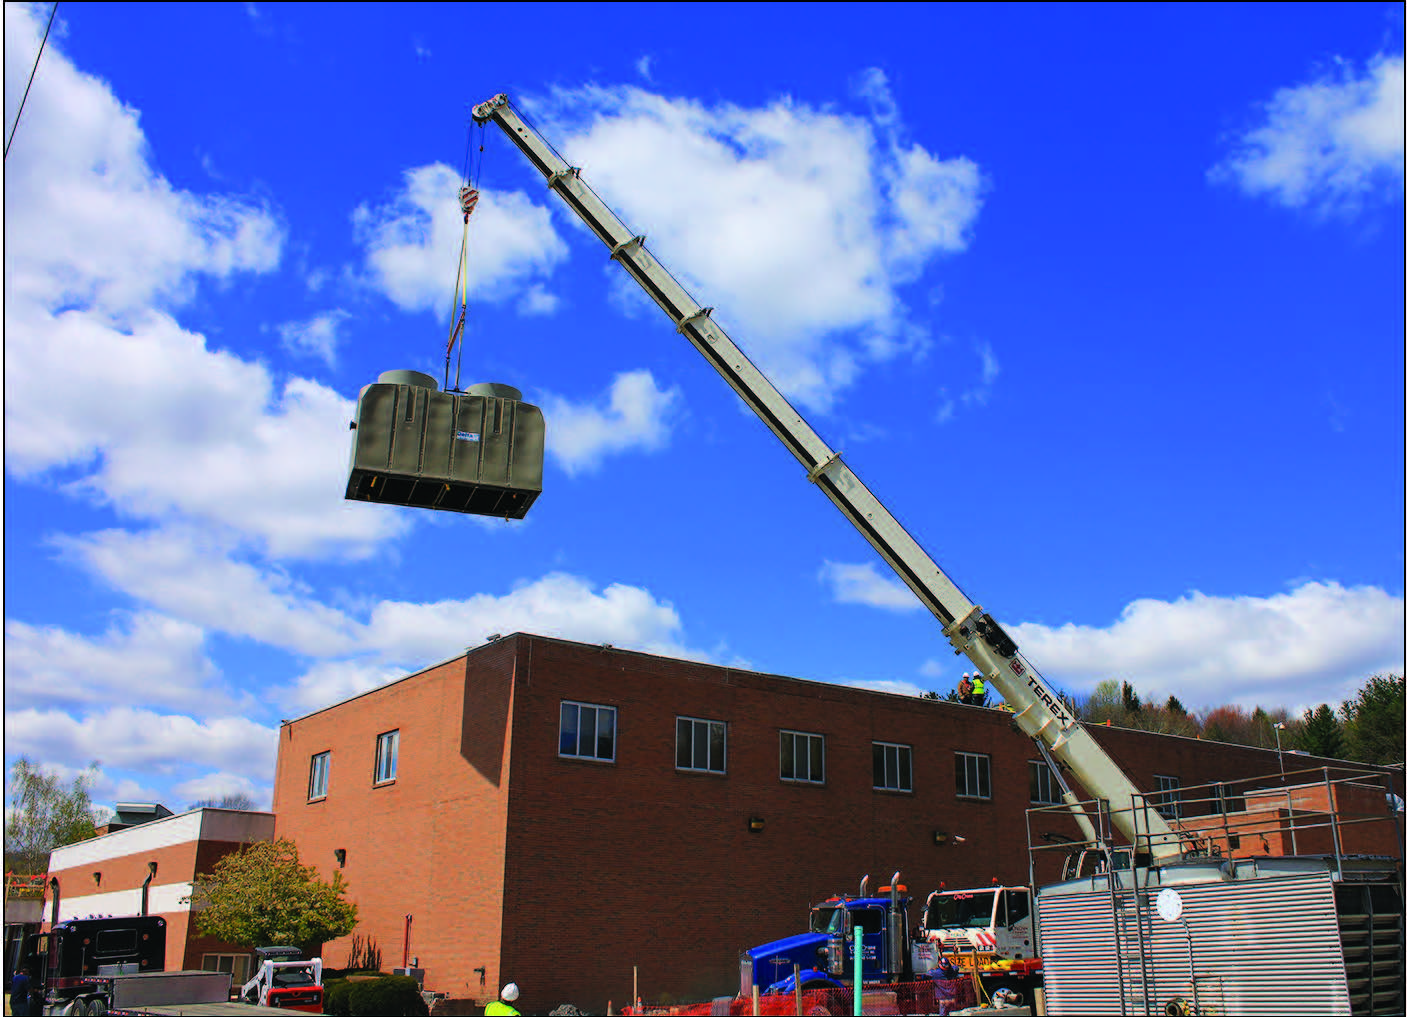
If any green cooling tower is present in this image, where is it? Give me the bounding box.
[345,370,544,520]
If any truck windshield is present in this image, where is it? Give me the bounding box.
[810,906,846,934]
[927,890,998,930]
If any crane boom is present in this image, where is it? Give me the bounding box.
[471,93,1180,862]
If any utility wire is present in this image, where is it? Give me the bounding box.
[5,2,60,160]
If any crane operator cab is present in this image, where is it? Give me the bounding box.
[346,369,545,519]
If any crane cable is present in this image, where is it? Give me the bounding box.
[444,116,486,392]
[5,2,60,160]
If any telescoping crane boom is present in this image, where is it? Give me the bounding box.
[471,93,1180,864]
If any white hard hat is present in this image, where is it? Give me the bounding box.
[501,983,520,1002]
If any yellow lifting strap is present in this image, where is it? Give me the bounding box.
[445,185,480,358]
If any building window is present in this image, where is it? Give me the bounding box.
[203,953,252,988]
[1213,782,1245,815]
[780,731,825,784]
[560,701,617,762]
[1154,774,1182,819]
[677,717,726,774]
[1029,760,1061,804]
[955,752,991,800]
[374,730,399,784]
[308,752,330,800]
[873,742,913,792]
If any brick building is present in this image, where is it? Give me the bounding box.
[45,807,275,986]
[271,633,1402,1014]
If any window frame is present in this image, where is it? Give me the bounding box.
[955,751,992,800]
[559,700,618,763]
[307,751,330,801]
[203,953,253,988]
[779,730,826,785]
[1154,774,1182,819]
[676,716,727,774]
[872,741,914,793]
[373,729,399,785]
[1028,759,1061,805]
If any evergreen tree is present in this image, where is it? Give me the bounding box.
[1299,704,1346,759]
[1341,674,1405,765]
[1166,695,1187,716]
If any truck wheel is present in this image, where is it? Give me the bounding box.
[87,998,110,1016]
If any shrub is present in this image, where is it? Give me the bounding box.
[348,974,428,1016]
[322,978,353,1017]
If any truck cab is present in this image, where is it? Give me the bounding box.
[920,884,1034,962]
[23,914,166,1009]
[742,877,914,995]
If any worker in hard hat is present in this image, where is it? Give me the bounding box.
[485,982,521,1015]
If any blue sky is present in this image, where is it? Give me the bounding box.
[4,2,1403,812]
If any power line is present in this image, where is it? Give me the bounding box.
[5,2,60,160]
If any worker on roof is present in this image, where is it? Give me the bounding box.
[486,982,521,1016]
[958,674,974,705]
[971,673,988,707]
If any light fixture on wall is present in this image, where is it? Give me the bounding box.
[748,816,766,833]
[334,848,346,868]
[932,830,966,846]
[93,871,101,887]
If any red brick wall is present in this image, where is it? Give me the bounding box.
[272,643,516,1003]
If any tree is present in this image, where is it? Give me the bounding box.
[1341,673,1405,765]
[4,758,99,876]
[1120,681,1142,715]
[187,792,258,811]
[1166,695,1187,717]
[1299,704,1346,759]
[187,838,357,951]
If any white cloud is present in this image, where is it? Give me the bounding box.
[364,572,696,664]
[539,370,681,475]
[819,560,922,613]
[276,309,350,366]
[4,612,226,714]
[1005,581,1404,712]
[171,773,270,811]
[353,162,568,314]
[3,5,282,318]
[1213,52,1405,212]
[935,338,1000,424]
[5,708,278,783]
[56,528,364,657]
[2,4,398,561]
[53,528,708,680]
[532,75,983,410]
[5,302,402,558]
[845,677,929,697]
[281,660,410,714]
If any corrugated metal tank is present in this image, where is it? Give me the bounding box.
[345,370,544,519]
[1036,858,1402,1016]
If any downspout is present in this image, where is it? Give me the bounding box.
[141,862,157,916]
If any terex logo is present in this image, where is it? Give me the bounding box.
[1026,675,1070,725]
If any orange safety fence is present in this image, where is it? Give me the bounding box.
[4,872,47,898]
[624,976,979,1016]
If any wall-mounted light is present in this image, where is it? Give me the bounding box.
[932,831,966,846]
[334,848,347,868]
[748,816,766,833]
[93,871,102,887]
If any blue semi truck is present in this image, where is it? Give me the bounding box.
[741,874,926,997]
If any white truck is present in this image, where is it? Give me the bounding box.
[459,92,1403,1017]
